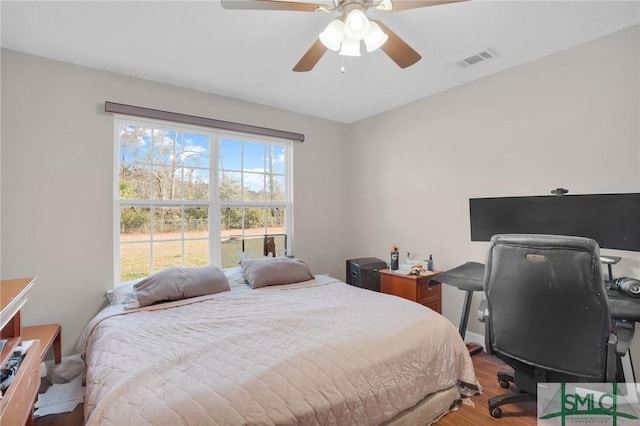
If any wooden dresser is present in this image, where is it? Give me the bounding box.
[379,269,443,313]
[1,277,42,426]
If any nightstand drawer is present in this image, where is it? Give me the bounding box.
[424,298,441,313]
[379,269,442,314]
[418,281,441,303]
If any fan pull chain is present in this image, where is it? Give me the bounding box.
[340,56,345,73]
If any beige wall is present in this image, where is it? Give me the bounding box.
[0,49,349,355]
[346,24,640,360]
[2,24,639,362]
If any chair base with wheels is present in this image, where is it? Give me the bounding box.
[488,371,537,418]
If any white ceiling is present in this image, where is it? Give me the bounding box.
[1,0,639,123]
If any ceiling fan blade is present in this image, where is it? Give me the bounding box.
[385,0,469,11]
[293,39,328,72]
[374,20,421,69]
[221,0,329,12]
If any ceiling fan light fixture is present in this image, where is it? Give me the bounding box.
[319,19,345,51]
[343,9,370,41]
[364,21,388,52]
[376,0,393,11]
[339,36,361,56]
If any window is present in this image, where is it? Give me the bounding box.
[115,118,292,282]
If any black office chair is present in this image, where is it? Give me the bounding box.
[480,234,631,418]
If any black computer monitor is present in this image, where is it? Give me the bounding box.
[469,193,640,252]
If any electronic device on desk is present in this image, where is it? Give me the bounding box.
[469,192,640,252]
[603,277,640,383]
[608,277,640,298]
[607,277,640,322]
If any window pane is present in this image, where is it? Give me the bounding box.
[243,142,266,171]
[119,125,151,164]
[120,207,150,235]
[120,242,150,281]
[244,207,266,234]
[220,207,243,234]
[184,239,209,267]
[185,207,209,235]
[270,145,286,174]
[244,172,265,202]
[182,133,209,168]
[120,165,151,200]
[153,207,182,240]
[152,129,180,166]
[243,236,264,257]
[221,236,243,269]
[268,207,285,234]
[181,167,209,200]
[220,138,241,171]
[271,234,288,256]
[266,175,285,202]
[219,171,241,202]
[152,241,182,270]
[153,165,180,200]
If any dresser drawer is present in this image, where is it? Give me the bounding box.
[418,281,441,304]
[0,340,41,426]
[423,298,442,313]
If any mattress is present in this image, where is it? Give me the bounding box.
[78,271,480,425]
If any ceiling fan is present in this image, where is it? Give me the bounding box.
[220,0,468,72]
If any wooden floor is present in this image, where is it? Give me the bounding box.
[438,352,537,426]
[33,351,536,426]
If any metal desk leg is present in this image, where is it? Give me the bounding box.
[459,289,482,356]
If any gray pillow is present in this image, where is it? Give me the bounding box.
[241,257,314,288]
[131,265,230,308]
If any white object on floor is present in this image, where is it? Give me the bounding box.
[34,374,84,418]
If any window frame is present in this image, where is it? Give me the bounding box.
[113,116,293,284]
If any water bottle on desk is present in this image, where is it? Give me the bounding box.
[427,254,434,272]
[390,245,399,271]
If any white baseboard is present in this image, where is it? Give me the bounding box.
[463,330,485,352]
[40,353,83,378]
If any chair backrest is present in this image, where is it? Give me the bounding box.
[484,234,610,380]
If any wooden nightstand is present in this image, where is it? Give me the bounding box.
[379,269,443,313]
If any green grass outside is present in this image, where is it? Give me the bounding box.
[120,233,285,281]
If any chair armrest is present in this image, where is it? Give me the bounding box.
[607,289,640,321]
[614,320,635,355]
[606,334,617,382]
[478,294,488,323]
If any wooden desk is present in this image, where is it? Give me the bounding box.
[1,277,36,342]
[1,277,41,426]
[23,324,62,364]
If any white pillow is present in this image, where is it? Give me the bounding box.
[106,279,140,306]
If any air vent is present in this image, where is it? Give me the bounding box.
[457,49,498,68]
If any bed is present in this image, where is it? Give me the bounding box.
[77,260,480,425]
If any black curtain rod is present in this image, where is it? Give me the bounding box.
[104,101,305,143]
